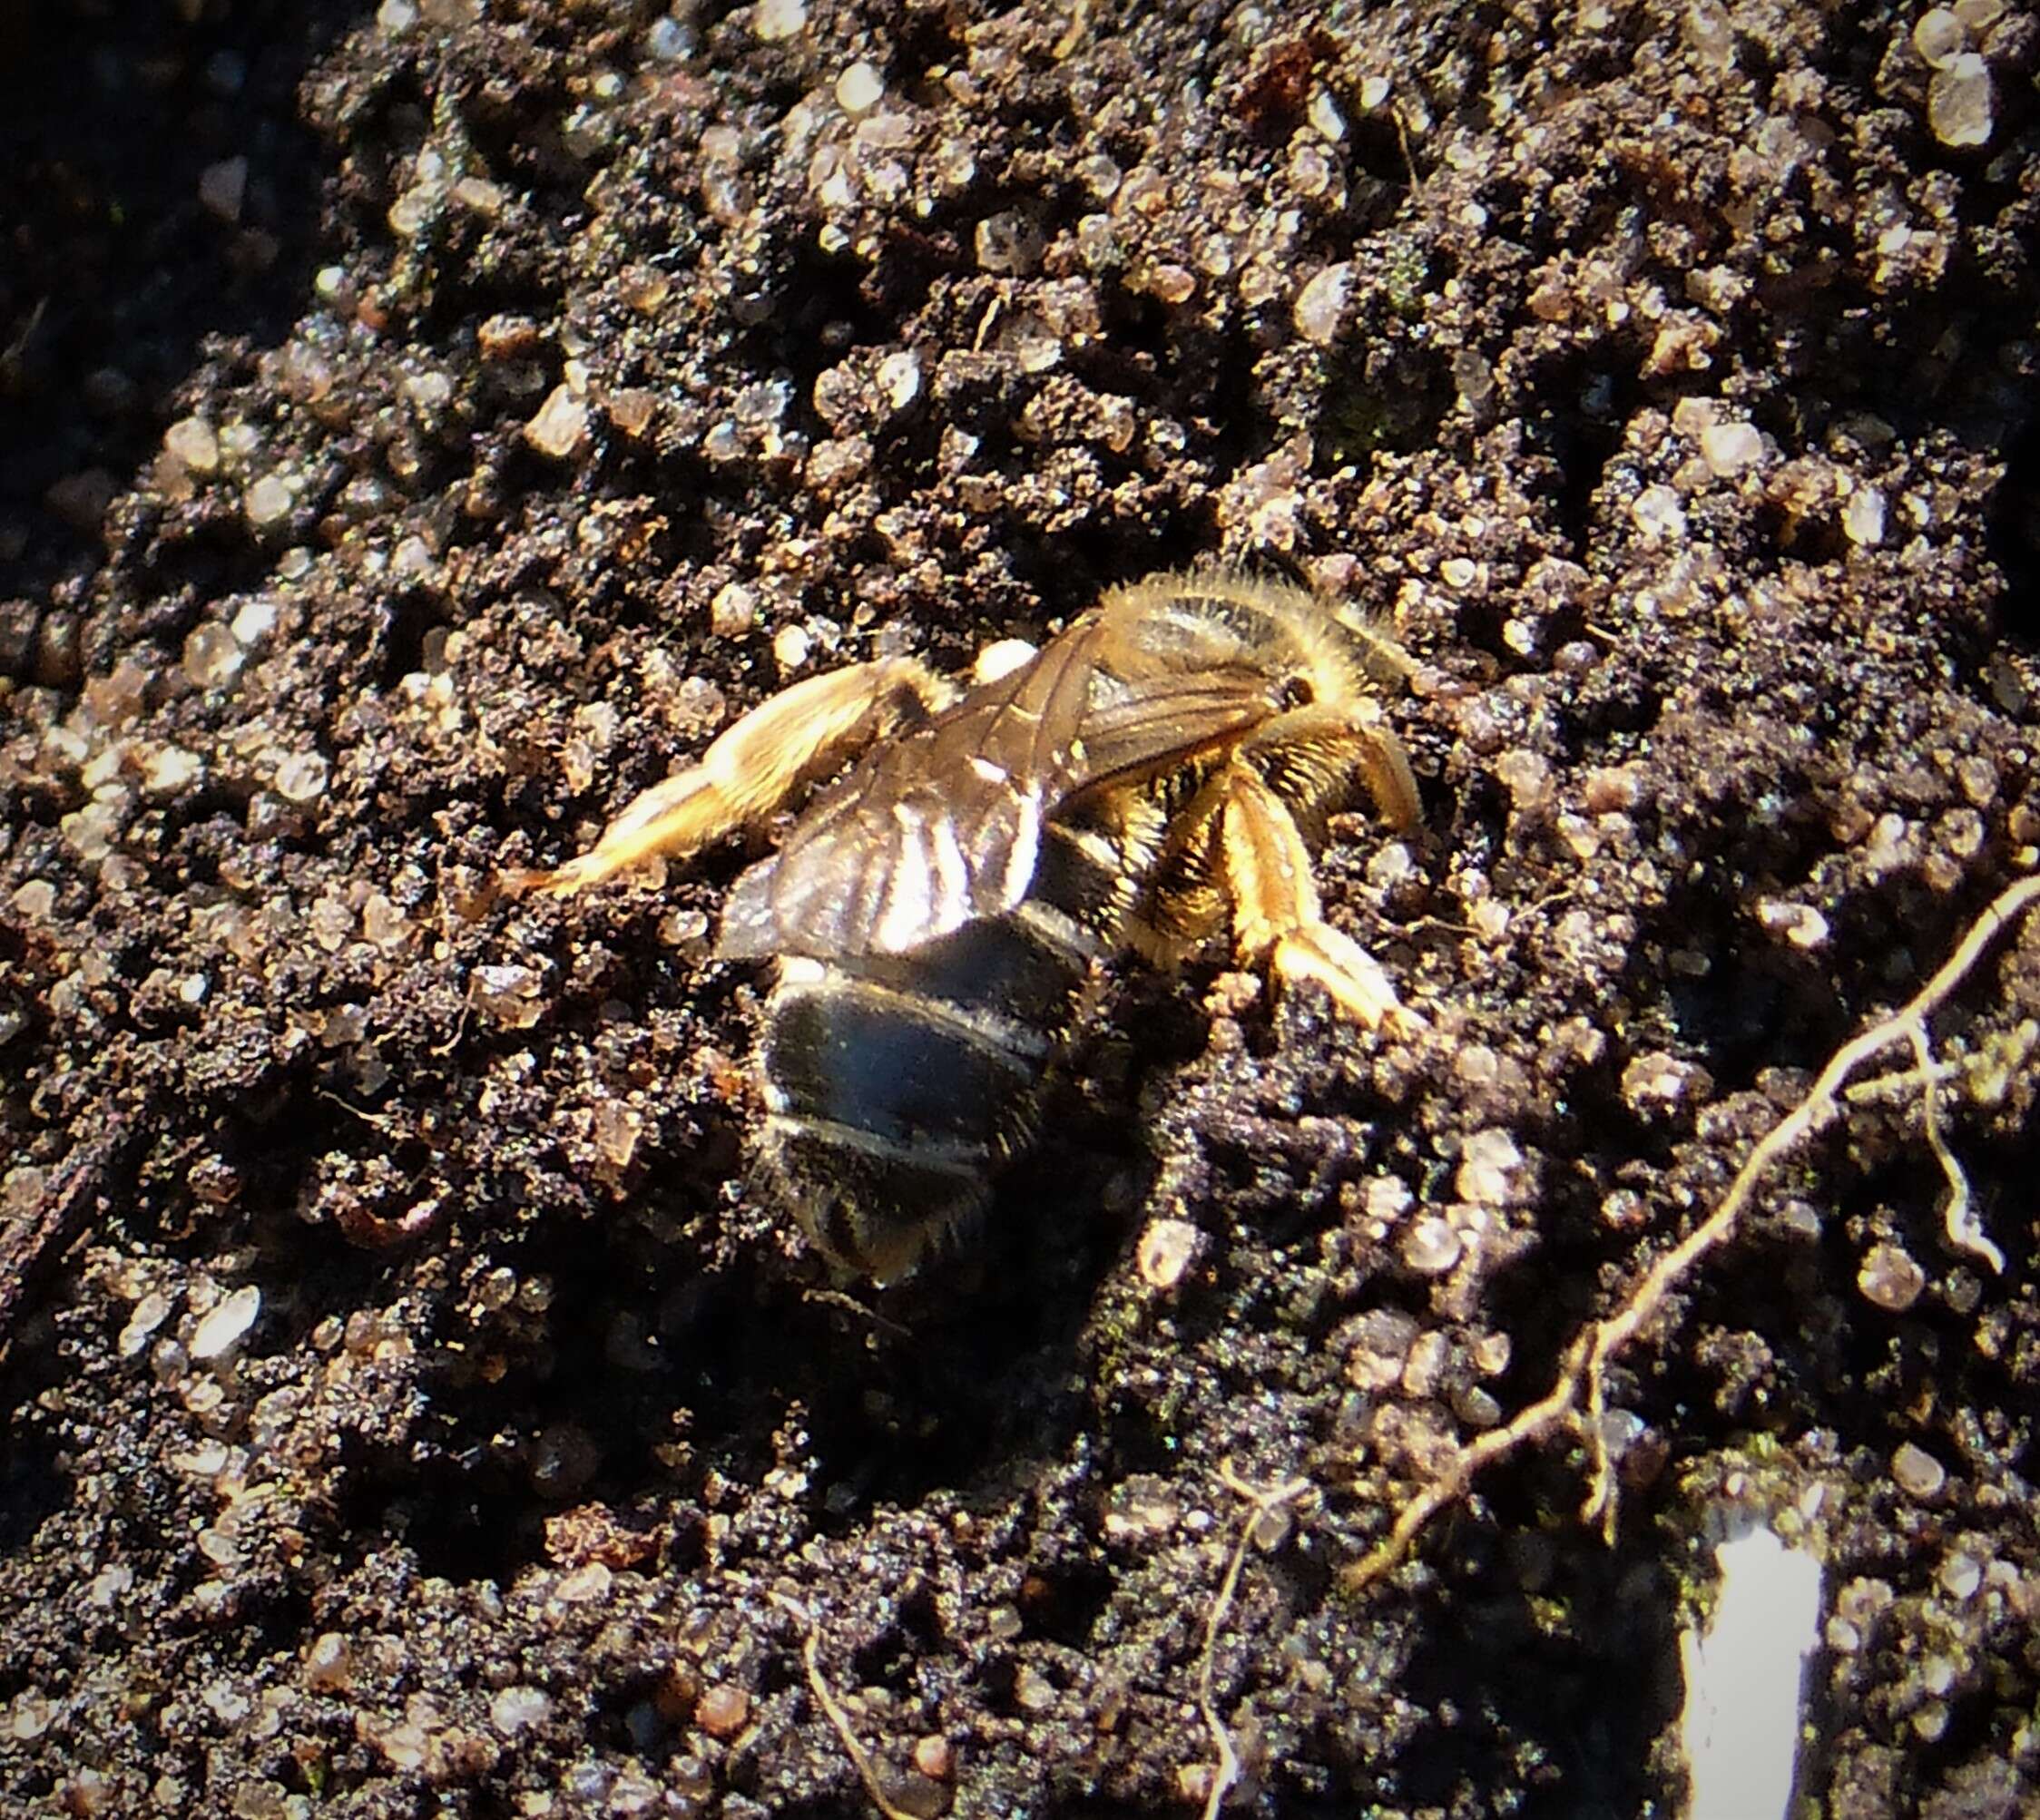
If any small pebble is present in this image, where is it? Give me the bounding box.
[710,582,758,638]
[180,620,241,690]
[490,1686,553,1734]
[387,186,437,238]
[644,15,689,60]
[555,1561,611,1602]
[1622,1051,1710,1118]
[607,389,655,438]
[1938,1551,1982,1600]
[1891,1442,1947,1498]
[1629,484,1687,542]
[836,60,884,113]
[190,1285,261,1361]
[1700,419,1762,477]
[8,1692,51,1741]
[304,1633,354,1693]
[173,1440,230,1477]
[525,385,593,459]
[274,752,330,804]
[1842,485,1887,547]
[773,623,812,670]
[1455,1130,1524,1207]
[878,349,922,412]
[1494,748,1554,816]
[477,314,541,361]
[197,1529,242,1569]
[975,210,1039,275]
[1292,262,1352,345]
[1361,1176,1412,1226]
[593,1101,642,1169]
[454,175,505,214]
[164,416,221,474]
[232,596,280,645]
[1912,6,1966,66]
[1399,1216,1462,1276]
[243,474,294,530]
[752,0,806,40]
[1134,1218,1201,1290]
[694,1684,750,1738]
[1927,54,1993,148]
[1756,897,1829,948]
[118,1289,173,1359]
[143,747,204,798]
[1858,1241,1925,1311]
[1583,764,1643,812]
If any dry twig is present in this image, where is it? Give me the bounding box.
[1344,872,2040,1594]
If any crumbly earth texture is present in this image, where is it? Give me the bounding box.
[4,1,2039,1815]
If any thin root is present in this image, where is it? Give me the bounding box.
[1342,871,2040,1595]
[1195,1460,1311,1820]
[1908,1017,2002,1274]
[772,1592,917,1820]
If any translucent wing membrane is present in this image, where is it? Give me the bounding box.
[720,618,1109,959]
[1066,668,1276,785]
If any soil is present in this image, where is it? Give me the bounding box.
[4,1,2040,1816]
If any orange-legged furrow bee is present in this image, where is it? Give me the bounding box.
[515,571,1424,1282]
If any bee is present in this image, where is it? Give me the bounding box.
[515,571,1423,1282]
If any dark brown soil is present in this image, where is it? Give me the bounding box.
[5,1,2039,1815]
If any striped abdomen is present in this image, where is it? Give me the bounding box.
[753,813,1135,1281]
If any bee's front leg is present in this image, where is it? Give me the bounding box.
[1218,767,1426,1034]
[509,656,958,897]
[1234,699,1422,832]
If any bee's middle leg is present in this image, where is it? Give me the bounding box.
[1217,767,1425,1033]
[515,657,958,896]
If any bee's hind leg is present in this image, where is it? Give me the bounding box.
[1218,767,1426,1035]
[511,656,959,897]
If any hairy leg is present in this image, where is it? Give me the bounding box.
[1218,766,1425,1033]
[1231,699,1421,832]
[510,656,958,897]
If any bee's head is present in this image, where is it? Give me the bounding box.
[798,1184,933,1287]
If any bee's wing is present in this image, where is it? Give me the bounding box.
[718,621,1107,960]
[716,631,1283,961]
[1064,669,1276,788]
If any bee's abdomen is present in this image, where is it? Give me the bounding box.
[763,968,1048,1152]
[754,822,1130,1279]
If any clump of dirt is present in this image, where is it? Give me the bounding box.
[4,0,2038,1815]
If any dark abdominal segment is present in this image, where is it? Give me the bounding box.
[763,976,1042,1154]
[755,822,1125,1278]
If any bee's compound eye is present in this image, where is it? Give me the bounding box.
[1280,675,1316,709]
